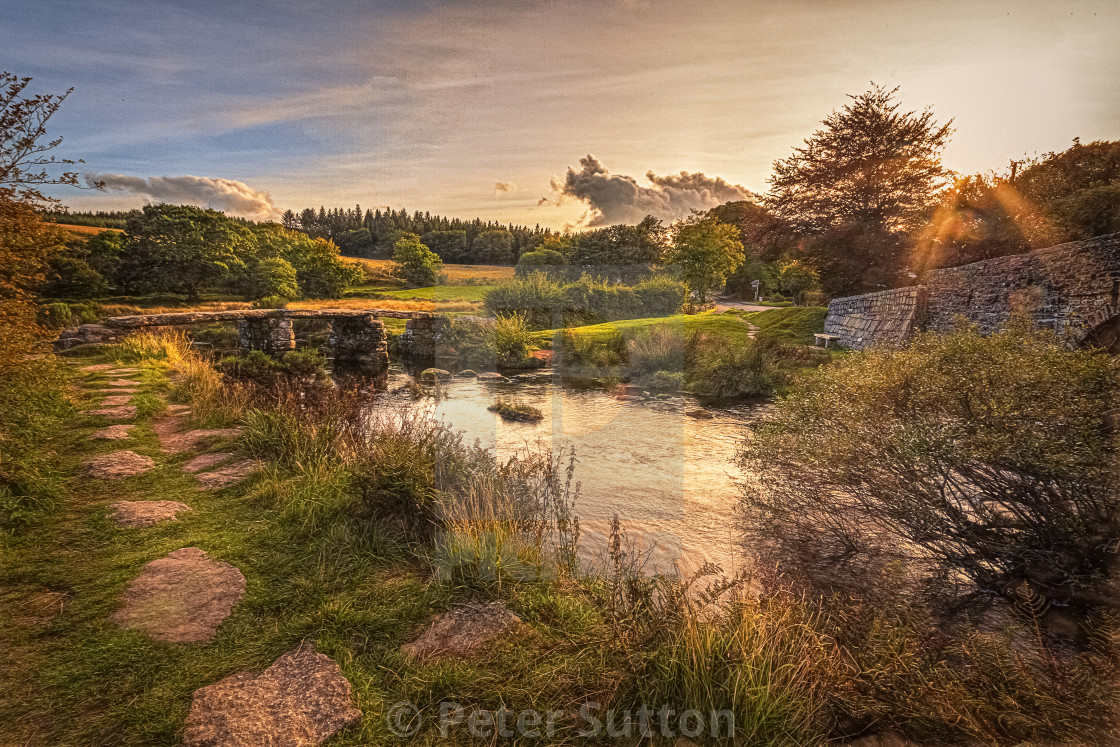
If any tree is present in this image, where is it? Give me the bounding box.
[421,230,468,263]
[473,229,515,264]
[251,223,362,298]
[665,214,744,303]
[775,259,820,304]
[766,84,953,293]
[516,248,566,276]
[118,204,254,301]
[739,321,1120,629]
[1,72,99,205]
[245,257,299,301]
[570,215,668,267]
[391,234,443,287]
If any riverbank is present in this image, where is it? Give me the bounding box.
[1,337,1114,745]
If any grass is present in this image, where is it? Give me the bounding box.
[740,306,828,344]
[372,284,495,302]
[3,332,1117,745]
[534,310,757,348]
[487,399,544,422]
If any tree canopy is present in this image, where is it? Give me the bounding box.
[391,234,443,287]
[665,214,744,303]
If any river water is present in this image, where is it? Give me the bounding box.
[381,364,762,577]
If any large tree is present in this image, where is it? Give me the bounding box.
[118,204,254,301]
[665,214,744,304]
[766,84,953,293]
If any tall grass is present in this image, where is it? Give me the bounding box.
[109,329,192,364]
[485,272,685,327]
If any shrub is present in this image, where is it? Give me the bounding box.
[36,301,72,329]
[484,272,685,327]
[440,314,538,369]
[686,332,787,398]
[515,248,566,276]
[491,313,537,368]
[558,327,626,368]
[739,321,1120,629]
[216,348,329,389]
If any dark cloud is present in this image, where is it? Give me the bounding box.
[548,154,753,226]
[85,173,280,219]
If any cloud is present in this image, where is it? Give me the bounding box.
[494,181,518,194]
[548,155,753,226]
[85,173,281,220]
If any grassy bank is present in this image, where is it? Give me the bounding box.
[1,334,1116,745]
[738,306,827,344]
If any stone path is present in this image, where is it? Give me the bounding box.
[181,645,361,746]
[196,460,258,490]
[92,425,134,440]
[112,548,246,643]
[110,500,192,527]
[182,452,236,474]
[83,450,155,479]
[72,359,359,743]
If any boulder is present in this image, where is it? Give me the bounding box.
[420,368,452,381]
[454,369,478,378]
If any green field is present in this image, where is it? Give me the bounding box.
[532,310,758,346]
[372,284,496,302]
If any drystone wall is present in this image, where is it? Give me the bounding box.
[824,287,926,350]
[823,233,1120,351]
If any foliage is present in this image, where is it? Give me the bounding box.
[485,272,685,327]
[686,331,790,398]
[0,357,72,529]
[0,72,93,205]
[36,301,71,328]
[774,259,820,304]
[739,322,1120,625]
[217,348,330,389]
[252,223,363,298]
[473,229,515,264]
[117,203,254,301]
[766,84,953,294]
[391,233,444,287]
[568,215,669,267]
[245,257,299,301]
[515,248,566,275]
[665,213,744,303]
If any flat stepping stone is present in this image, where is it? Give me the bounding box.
[92,425,134,440]
[80,363,116,371]
[100,394,133,406]
[82,405,136,420]
[154,414,240,453]
[182,645,361,746]
[107,379,138,387]
[402,601,522,661]
[92,388,140,394]
[182,452,236,474]
[107,368,140,374]
[110,500,192,527]
[113,547,245,643]
[476,372,508,381]
[83,450,155,479]
[197,460,257,490]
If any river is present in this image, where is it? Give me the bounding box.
[380,364,762,578]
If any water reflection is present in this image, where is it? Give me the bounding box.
[377,364,760,576]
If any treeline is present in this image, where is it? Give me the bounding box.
[44,204,362,303]
[281,204,554,264]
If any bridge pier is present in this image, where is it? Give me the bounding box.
[328,314,389,369]
[238,317,295,355]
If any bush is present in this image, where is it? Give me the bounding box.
[686,332,787,398]
[245,257,300,301]
[484,272,685,327]
[559,327,626,368]
[440,314,539,369]
[515,249,566,276]
[739,321,1120,630]
[36,301,72,329]
[217,348,329,389]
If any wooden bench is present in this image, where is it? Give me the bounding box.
[814,333,841,349]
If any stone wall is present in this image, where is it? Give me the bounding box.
[924,234,1120,347]
[824,286,926,349]
[398,315,449,359]
[823,233,1120,351]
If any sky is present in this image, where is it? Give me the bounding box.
[5,0,1119,230]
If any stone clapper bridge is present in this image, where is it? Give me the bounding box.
[55,308,450,367]
[823,233,1120,352]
